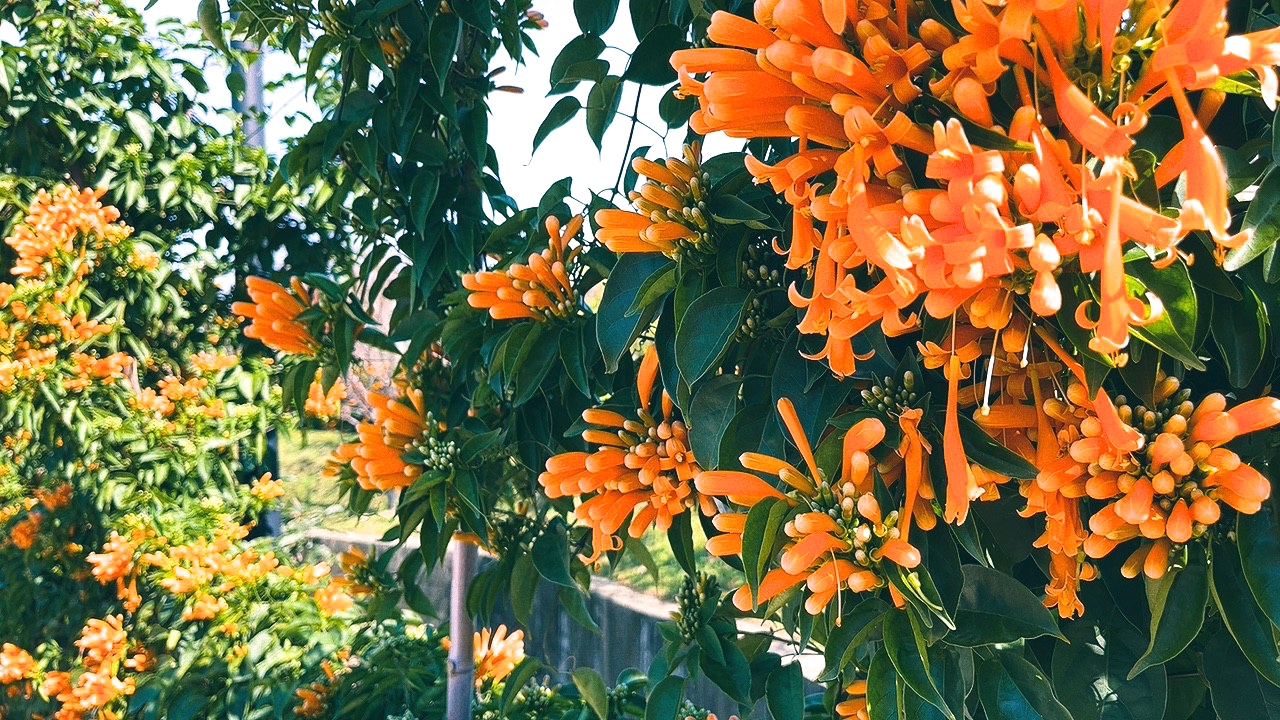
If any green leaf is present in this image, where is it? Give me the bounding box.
[597,254,672,372]
[978,652,1072,720]
[624,25,688,85]
[627,262,678,317]
[667,511,697,576]
[409,171,440,236]
[510,554,539,625]
[572,667,611,720]
[675,287,748,384]
[532,521,576,587]
[1203,629,1280,719]
[551,34,607,87]
[741,497,789,608]
[197,0,230,55]
[1212,285,1268,388]
[575,0,621,34]
[688,374,741,469]
[706,194,774,229]
[1123,255,1204,370]
[1130,553,1209,679]
[1051,615,1168,720]
[559,585,602,633]
[501,658,542,715]
[645,676,686,720]
[1211,540,1280,686]
[586,76,623,149]
[125,109,154,149]
[820,598,890,681]
[766,662,805,720]
[1237,507,1280,631]
[866,649,900,720]
[883,612,955,720]
[957,415,1039,479]
[428,13,461,88]
[452,0,494,31]
[534,97,582,152]
[947,565,1062,646]
[1226,168,1280,271]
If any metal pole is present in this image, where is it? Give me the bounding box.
[230,36,266,147]
[446,539,478,720]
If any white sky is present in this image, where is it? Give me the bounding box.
[133,0,740,210]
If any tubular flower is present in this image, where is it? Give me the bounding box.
[305,372,346,422]
[463,215,585,321]
[471,625,525,686]
[594,143,714,258]
[343,386,454,492]
[696,398,920,615]
[540,346,706,564]
[4,185,130,277]
[1043,376,1280,580]
[0,644,34,684]
[250,472,286,501]
[672,0,1280,379]
[836,679,869,720]
[231,276,319,356]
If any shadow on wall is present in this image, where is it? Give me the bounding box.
[308,530,745,715]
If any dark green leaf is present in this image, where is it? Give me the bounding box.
[820,598,890,681]
[428,13,461,88]
[597,254,672,372]
[1225,167,1280,271]
[1212,285,1268,387]
[766,662,804,720]
[667,511,697,576]
[957,415,1039,479]
[645,676,685,720]
[688,374,741,469]
[1051,615,1167,720]
[532,521,576,587]
[1130,554,1209,679]
[883,612,955,720]
[948,565,1061,646]
[866,649,900,720]
[551,35,607,87]
[575,0,621,34]
[534,97,580,153]
[978,652,1072,720]
[741,497,789,607]
[510,554,539,625]
[1203,629,1280,719]
[586,76,623,149]
[675,287,748,384]
[624,25,688,85]
[706,194,774,229]
[1211,540,1280,686]
[1238,507,1280,631]
[572,667,610,720]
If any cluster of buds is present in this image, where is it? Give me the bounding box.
[595,143,715,258]
[673,572,718,643]
[1042,377,1280,579]
[540,347,707,564]
[404,411,458,475]
[860,371,921,417]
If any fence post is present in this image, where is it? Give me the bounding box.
[446,538,477,720]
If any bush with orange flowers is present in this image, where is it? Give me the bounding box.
[210,0,1280,718]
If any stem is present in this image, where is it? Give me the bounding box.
[446,539,478,720]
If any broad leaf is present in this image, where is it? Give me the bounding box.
[1210,540,1280,686]
[979,652,1072,720]
[572,667,610,720]
[1203,629,1280,719]
[675,287,748,384]
[1051,614,1168,720]
[947,564,1061,646]
[883,612,955,720]
[1130,553,1209,679]
[1237,507,1280,630]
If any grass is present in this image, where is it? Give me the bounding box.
[277,429,743,600]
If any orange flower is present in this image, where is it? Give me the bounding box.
[314,584,353,615]
[463,215,584,321]
[471,625,524,686]
[594,144,712,258]
[0,644,33,684]
[539,346,705,563]
[346,386,447,491]
[696,398,919,615]
[836,679,869,720]
[75,615,128,673]
[4,185,128,277]
[231,276,319,356]
[188,351,239,374]
[87,531,138,583]
[250,472,286,501]
[181,592,228,621]
[305,373,346,421]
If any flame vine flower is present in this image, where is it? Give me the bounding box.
[339,384,455,492]
[231,277,320,357]
[462,215,586,322]
[695,398,920,615]
[595,143,715,259]
[539,346,708,564]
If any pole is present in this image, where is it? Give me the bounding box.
[446,539,478,720]
[230,36,266,147]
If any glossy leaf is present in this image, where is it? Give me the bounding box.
[866,649,901,720]
[820,597,891,681]
[531,520,575,587]
[624,25,688,85]
[1051,615,1168,720]
[1238,508,1280,631]
[1211,540,1280,686]
[687,374,741,468]
[597,254,672,372]
[1212,285,1268,387]
[957,415,1038,479]
[572,667,610,720]
[883,611,955,720]
[741,497,788,607]
[1203,629,1280,719]
[575,0,621,34]
[645,675,685,720]
[1225,168,1280,271]
[766,662,804,720]
[1130,555,1209,679]
[675,287,748,384]
[947,564,1062,646]
[586,76,623,149]
[978,652,1072,720]
[533,97,581,152]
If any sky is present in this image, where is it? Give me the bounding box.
[132,0,740,211]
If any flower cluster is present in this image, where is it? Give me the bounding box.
[540,347,708,563]
[463,215,585,321]
[674,3,1279,375]
[305,371,346,422]
[696,399,919,614]
[335,385,454,492]
[595,144,714,258]
[232,276,319,356]
[4,186,131,278]
[441,625,526,687]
